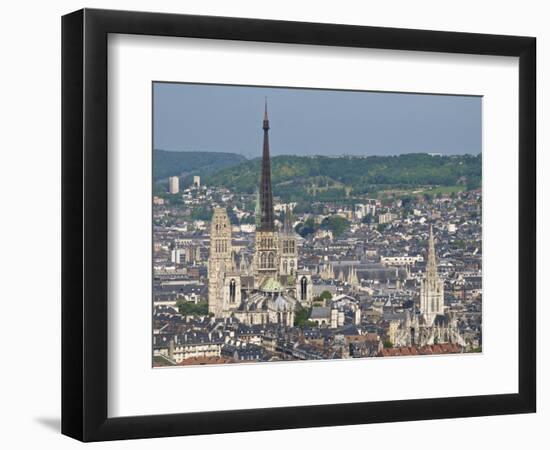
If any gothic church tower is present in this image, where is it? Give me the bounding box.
[208,208,233,316]
[279,206,298,276]
[420,225,445,326]
[254,100,280,287]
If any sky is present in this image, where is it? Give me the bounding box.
[153,82,481,158]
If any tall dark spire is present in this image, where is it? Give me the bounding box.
[259,99,275,231]
[427,225,437,279]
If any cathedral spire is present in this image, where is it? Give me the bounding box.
[420,223,444,326]
[427,225,437,279]
[259,99,275,231]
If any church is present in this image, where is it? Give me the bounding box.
[207,102,313,327]
[390,226,465,347]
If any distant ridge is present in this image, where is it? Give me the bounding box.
[153,149,246,181]
[206,153,481,201]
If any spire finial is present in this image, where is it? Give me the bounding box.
[263,97,270,131]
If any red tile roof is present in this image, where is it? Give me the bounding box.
[177,356,234,365]
[378,343,462,357]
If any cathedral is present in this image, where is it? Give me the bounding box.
[390,226,464,347]
[207,102,313,327]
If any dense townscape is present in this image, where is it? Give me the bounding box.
[152,105,482,367]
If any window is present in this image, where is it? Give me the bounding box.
[300,276,308,300]
[229,279,236,303]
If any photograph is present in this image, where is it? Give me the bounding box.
[152,82,483,367]
[0,1,541,447]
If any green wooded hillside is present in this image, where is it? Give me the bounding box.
[206,153,481,202]
[153,149,246,181]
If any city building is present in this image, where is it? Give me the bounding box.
[378,212,395,224]
[169,176,179,194]
[381,255,424,266]
[170,248,182,264]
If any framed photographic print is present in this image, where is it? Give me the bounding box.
[61,8,536,442]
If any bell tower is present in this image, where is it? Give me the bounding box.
[279,206,297,276]
[208,208,233,316]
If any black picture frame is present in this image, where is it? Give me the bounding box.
[62,8,536,442]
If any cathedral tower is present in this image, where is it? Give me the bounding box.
[420,225,445,326]
[208,208,233,316]
[254,100,279,286]
[279,206,298,276]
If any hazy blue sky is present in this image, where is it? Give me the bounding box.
[153,82,481,158]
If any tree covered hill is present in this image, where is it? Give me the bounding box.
[206,153,481,202]
[153,149,246,181]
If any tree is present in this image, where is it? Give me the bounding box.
[466,176,481,191]
[176,300,209,316]
[295,222,315,238]
[190,206,212,221]
[453,239,467,249]
[312,290,332,306]
[383,340,393,348]
[400,195,414,208]
[321,216,350,237]
[294,305,313,327]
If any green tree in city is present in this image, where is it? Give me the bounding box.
[294,305,313,327]
[320,216,350,237]
[176,300,209,316]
